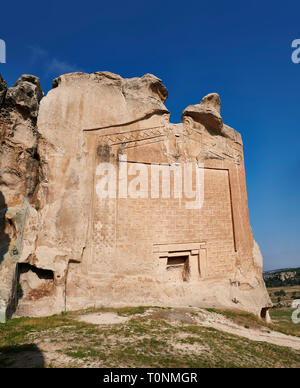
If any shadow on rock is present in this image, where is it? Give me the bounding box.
[0,191,10,265]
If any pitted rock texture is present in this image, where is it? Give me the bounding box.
[0,74,6,106]
[0,71,271,321]
[0,74,43,322]
[5,75,43,118]
[182,92,223,134]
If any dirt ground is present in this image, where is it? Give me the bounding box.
[76,308,300,350]
[0,306,299,368]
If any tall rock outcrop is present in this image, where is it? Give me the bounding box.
[0,74,43,322]
[0,71,271,322]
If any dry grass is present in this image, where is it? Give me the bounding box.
[0,306,299,368]
[268,285,300,304]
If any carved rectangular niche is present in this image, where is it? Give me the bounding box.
[153,242,207,283]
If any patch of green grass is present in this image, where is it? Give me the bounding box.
[65,347,102,360]
[72,306,150,317]
[206,308,219,314]
[58,318,300,368]
[116,306,147,316]
[210,309,263,326]
[269,308,300,337]
[0,307,299,368]
[205,307,300,337]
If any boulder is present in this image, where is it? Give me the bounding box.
[5,74,43,118]
[182,92,223,133]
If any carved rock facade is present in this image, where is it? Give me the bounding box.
[0,71,271,322]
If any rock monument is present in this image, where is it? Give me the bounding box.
[0,71,272,323]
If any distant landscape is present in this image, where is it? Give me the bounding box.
[264,268,300,306]
[264,268,300,287]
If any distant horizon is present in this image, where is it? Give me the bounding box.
[264,266,300,274]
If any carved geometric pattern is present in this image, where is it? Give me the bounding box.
[202,140,242,165]
[98,125,166,146]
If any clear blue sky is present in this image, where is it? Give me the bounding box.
[0,0,299,270]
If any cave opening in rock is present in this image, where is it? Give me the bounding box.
[16,263,54,301]
[166,255,190,282]
[18,263,54,280]
[260,307,269,321]
[7,264,55,319]
[167,256,188,266]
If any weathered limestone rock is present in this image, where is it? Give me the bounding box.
[182,92,223,134]
[0,74,6,106]
[0,74,43,322]
[0,71,272,321]
[5,75,43,118]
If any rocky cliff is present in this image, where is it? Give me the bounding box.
[0,71,272,322]
[0,74,43,321]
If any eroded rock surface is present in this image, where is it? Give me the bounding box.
[0,75,6,106]
[0,74,43,322]
[0,71,271,321]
